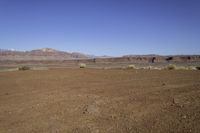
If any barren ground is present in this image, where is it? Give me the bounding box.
[0,69,200,133]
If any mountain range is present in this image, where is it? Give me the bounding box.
[0,48,93,60]
[0,48,200,64]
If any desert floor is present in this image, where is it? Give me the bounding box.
[0,69,200,133]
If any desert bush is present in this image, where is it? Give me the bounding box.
[196,66,200,70]
[31,67,49,70]
[187,66,197,70]
[18,66,30,71]
[167,64,177,70]
[141,66,152,70]
[176,66,187,70]
[148,66,153,70]
[127,64,136,69]
[175,66,198,70]
[153,67,162,70]
[79,63,86,68]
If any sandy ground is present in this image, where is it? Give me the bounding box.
[0,69,200,133]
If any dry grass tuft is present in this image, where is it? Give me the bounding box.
[18,66,31,71]
[127,64,136,69]
[166,64,177,70]
[79,63,86,68]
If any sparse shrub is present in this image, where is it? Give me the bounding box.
[148,66,153,70]
[175,66,198,70]
[196,66,200,70]
[176,66,187,70]
[187,66,197,70]
[142,66,161,70]
[166,57,173,62]
[127,64,136,69]
[153,67,162,70]
[79,63,86,68]
[18,66,30,71]
[167,64,177,70]
[31,67,49,70]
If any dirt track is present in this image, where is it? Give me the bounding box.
[0,69,200,133]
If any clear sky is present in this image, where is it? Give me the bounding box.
[0,0,200,56]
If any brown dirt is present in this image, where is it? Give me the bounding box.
[0,69,200,133]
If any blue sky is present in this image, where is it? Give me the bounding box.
[0,0,200,56]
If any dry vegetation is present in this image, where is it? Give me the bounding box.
[79,63,86,68]
[196,66,200,70]
[166,64,177,70]
[18,66,31,71]
[127,64,136,69]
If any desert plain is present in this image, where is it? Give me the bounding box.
[0,68,200,133]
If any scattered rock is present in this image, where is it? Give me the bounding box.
[182,115,187,119]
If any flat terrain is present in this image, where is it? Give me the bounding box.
[0,69,200,133]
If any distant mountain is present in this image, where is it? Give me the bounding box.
[0,48,91,60]
[123,54,161,57]
[0,48,200,63]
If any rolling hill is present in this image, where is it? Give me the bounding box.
[0,48,91,61]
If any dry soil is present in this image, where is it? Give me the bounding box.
[0,69,200,133]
